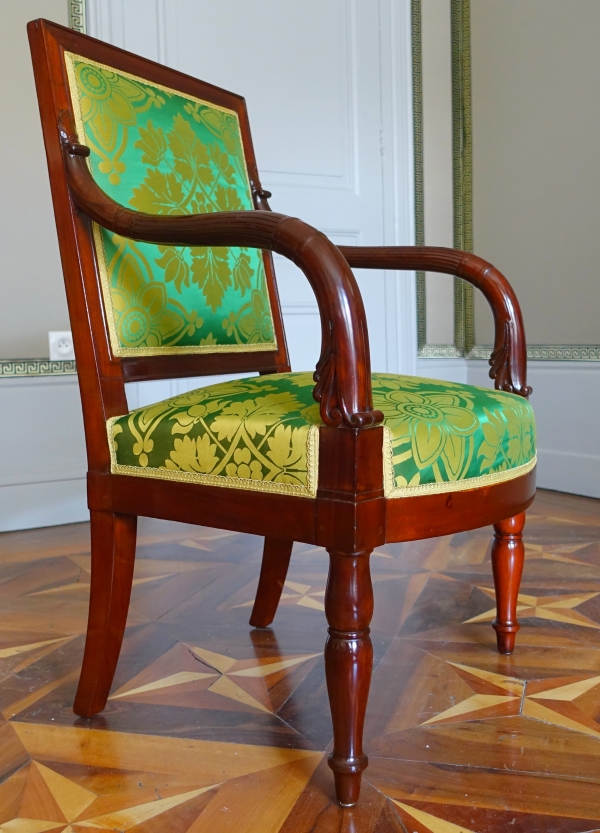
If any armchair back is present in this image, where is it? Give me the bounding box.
[65,54,279,359]
[29,19,290,414]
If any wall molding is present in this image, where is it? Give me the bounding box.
[470,344,600,362]
[0,359,76,378]
[68,0,86,33]
[420,344,600,362]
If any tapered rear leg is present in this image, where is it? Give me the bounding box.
[74,510,137,717]
[249,538,293,628]
[491,512,525,654]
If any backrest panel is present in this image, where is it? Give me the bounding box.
[65,52,277,357]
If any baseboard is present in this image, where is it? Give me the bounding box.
[536,449,600,499]
[0,478,88,532]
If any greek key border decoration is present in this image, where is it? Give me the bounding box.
[68,1,86,33]
[0,360,77,378]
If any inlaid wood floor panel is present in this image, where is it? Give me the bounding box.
[2,489,600,831]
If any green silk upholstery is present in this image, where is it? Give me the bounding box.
[108,373,536,499]
[65,54,277,356]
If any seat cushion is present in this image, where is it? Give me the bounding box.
[108,372,536,498]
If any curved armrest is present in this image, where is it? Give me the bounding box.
[339,246,531,397]
[61,136,383,428]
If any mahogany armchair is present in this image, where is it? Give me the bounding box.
[29,20,536,807]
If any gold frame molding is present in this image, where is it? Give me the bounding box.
[413,0,600,362]
[0,1,86,379]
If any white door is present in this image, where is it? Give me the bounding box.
[88,0,417,383]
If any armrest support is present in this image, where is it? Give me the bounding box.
[339,246,531,397]
[62,134,383,428]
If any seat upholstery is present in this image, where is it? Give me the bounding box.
[65,54,277,356]
[108,373,536,498]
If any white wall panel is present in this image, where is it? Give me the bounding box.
[0,377,88,531]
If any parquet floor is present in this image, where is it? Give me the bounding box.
[2,489,600,832]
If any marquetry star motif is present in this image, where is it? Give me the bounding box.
[421,662,600,738]
[420,663,524,725]
[0,759,217,832]
[0,637,71,660]
[519,541,600,572]
[110,643,320,713]
[463,587,600,629]
[234,580,326,612]
[392,800,476,833]
[523,541,599,566]
[27,574,176,597]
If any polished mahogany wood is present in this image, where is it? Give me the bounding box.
[325,551,374,806]
[88,472,318,544]
[250,538,294,628]
[87,470,535,549]
[28,18,536,807]
[491,512,526,654]
[73,510,137,717]
[385,469,535,543]
[339,246,531,398]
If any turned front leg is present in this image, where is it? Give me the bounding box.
[492,513,526,654]
[325,550,374,807]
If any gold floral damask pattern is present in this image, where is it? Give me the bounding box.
[109,374,320,497]
[108,373,536,499]
[375,373,536,496]
[65,53,276,356]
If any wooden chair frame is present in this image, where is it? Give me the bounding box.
[29,19,535,807]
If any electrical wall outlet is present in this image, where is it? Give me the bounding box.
[49,331,75,361]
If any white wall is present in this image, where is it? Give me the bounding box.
[0,0,71,358]
[471,0,600,346]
